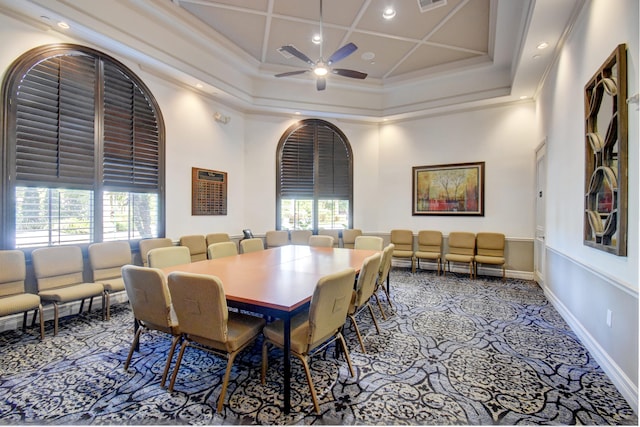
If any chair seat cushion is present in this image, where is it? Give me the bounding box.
[415,251,440,260]
[445,254,474,263]
[392,250,414,258]
[474,255,505,265]
[0,293,41,316]
[39,283,105,303]
[190,311,265,353]
[101,277,125,293]
[263,311,311,354]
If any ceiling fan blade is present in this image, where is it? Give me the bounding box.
[279,45,315,66]
[327,42,358,65]
[332,68,368,79]
[316,77,326,91]
[275,70,309,78]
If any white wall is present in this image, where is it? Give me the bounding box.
[537,0,638,408]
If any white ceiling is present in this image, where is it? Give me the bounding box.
[0,0,584,121]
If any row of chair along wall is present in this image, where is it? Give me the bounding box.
[0,231,534,333]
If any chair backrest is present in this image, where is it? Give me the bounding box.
[32,246,84,291]
[377,244,395,287]
[205,233,231,247]
[475,232,505,257]
[417,230,443,253]
[354,236,384,251]
[240,238,264,253]
[167,271,228,343]
[207,241,238,259]
[88,241,132,281]
[307,268,356,350]
[353,253,382,307]
[0,250,26,297]
[265,230,289,247]
[341,229,362,248]
[308,235,334,247]
[139,238,173,267]
[121,265,176,332]
[179,235,207,262]
[147,246,191,268]
[290,230,312,245]
[390,229,413,251]
[318,229,340,247]
[447,232,476,256]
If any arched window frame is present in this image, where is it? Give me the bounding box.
[276,119,353,232]
[0,43,165,249]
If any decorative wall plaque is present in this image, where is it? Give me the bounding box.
[584,44,627,255]
[192,167,227,215]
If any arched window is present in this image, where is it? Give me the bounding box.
[276,119,353,231]
[1,44,165,248]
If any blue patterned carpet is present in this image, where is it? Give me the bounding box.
[0,269,636,425]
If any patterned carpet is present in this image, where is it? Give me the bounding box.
[0,268,636,425]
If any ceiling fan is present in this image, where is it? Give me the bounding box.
[274,0,367,91]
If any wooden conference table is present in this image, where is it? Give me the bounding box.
[162,244,378,413]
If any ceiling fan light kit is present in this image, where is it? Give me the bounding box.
[274,0,367,91]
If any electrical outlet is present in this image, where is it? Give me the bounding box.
[606,309,612,327]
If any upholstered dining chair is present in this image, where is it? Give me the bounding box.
[341,229,363,249]
[166,271,266,412]
[261,268,357,414]
[318,229,340,247]
[88,241,132,320]
[390,229,415,272]
[374,243,395,320]
[265,230,289,248]
[207,241,238,259]
[121,265,180,388]
[354,236,384,251]
[139,238,173,267]
[147,246,191,269]
[31,246,105,336]
[0,250,44,340]
[290,230,312,245]
[205,233,231,247]
[414,230,443,275]
[444,232,476,278]
[347,253,382,353]
[308,235,334,247]
[474,232,506,281]
[179,235,207,262]
[240,238,264,253]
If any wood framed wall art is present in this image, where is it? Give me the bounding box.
[192,167,227,215]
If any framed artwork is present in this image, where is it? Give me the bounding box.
[412,161,484,216]
[192,167,227,215]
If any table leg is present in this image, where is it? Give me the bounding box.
[283,315,291,414]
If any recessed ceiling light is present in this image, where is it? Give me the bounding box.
[382,7,396,20]
[312,34,322,45]
[519,96,528,100]
[532,54,541,60]
[57,21,69,29]
[537,42,549,50]
[361,52,375,61]
[295,111,301,115]
[195,83,203,89]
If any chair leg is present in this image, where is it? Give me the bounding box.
[300,355,321,414]
[104,292,111,321]
[502,265,506,282]
[160,335,181,388]
[168,340,189,392]
[348,313,366,354]
[469,262,473,279]
[22,311,28,332]
[411,257,415,273]
[37,305,44,340]
[367,303,381,334]
[217,351,239,412]
[124,326,143,371]
[372,292,387,320]
[53,302,59,336]
[337,332,354,377]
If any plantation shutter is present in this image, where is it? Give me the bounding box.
[15,54,96,187]
[317,124,350,198]
[280,123,314,198]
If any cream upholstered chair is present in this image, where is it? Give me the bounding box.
[374,243,395,319]
[414,230,443,275]
[139,238,173,267]
[341,229,362,249]
[444,232,476,278]
[290,230,312,245]
[88,241,132,320]
[205,233,231,247]
[347,253,382,353]
[179,235,207,262]
[240,238,264,253]
[265,230,289,248]
[354,236,384,251]
[261,268,356,414]
[474,232,506,281]
[318,229,340,247]
[207,241,238,259]
[121,265,180,388]
[167,271,266,411]
[0,250,44,340]
[390,229,415,272]
[308,235,334,247]
[147,246,191,269]
[32,246,105,336]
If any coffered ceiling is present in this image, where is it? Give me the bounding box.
[0,0,584,121]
